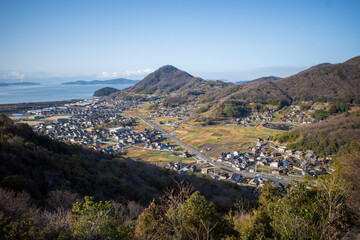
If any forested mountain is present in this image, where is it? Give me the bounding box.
[219,56,360,105]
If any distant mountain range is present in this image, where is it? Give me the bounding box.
[97,56,360,119]
[0,82,40,86]
[62,78,139,85]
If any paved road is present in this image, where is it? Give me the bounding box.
[133,114,293,185]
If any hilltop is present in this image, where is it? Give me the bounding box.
[298,62,333,73]
[123,65,204,95]
[93,87,120,97]
[101,57,360,119]
[202,56,360,118]
[110,65,231,102]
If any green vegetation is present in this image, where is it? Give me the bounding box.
[223,102,250,118]
[71,196,131,239]
[147,103,159,110]
[311,102,349,121]
[196,106,209,114]
[93,87,119,97]
[135,190,233,239]
[272,111,360,156]
[312,109,328,120]
[0,111,360,239]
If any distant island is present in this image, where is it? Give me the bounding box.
[62,78,139,85]
[0,82,40,86]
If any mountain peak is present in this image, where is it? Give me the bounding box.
[157,65,179,71]
[123,65,200,94]
[154,65,193,78]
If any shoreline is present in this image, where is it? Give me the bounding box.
[0,99,82,114]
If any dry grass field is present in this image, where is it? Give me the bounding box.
[125,148,195,165]
[175,124,280,158]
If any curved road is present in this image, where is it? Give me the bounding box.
[134,114,294,185]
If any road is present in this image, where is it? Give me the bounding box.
[133,114,293,185]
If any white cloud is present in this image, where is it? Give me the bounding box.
[123,68,154,77]
[3,71,25,80]
[98,68,154,79]
[98,71,121,79]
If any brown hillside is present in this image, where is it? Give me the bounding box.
[124,65,204,95]
[214,56,360,106]
[273,110,360,156]
[273,56,360,102]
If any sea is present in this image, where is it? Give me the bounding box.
[0,83,133,104]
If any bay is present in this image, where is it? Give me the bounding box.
[0,83,132,104]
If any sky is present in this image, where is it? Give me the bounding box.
[0,0,359,83]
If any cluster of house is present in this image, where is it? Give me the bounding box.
[279,148,330,177]
[149,106,190,119]
[214,136,330,179]
[166,161,198,174]
[31,100,141,149]
[233,105,323,126]
[235,111,274,126]
[279,105,317,124]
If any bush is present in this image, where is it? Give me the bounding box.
[0,176,40,198]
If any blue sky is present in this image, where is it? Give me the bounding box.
[0,0,359,82]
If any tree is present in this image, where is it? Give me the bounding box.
[135,200,168,240]
[181,191,226,240]
[71,196,130,240]
[237,181,279,240]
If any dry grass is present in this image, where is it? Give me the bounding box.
[175,124,280,158]
[44,115,72,121]
[17,120,43,126]
[125,148,195,164]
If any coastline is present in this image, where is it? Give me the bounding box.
[0,99,82,114]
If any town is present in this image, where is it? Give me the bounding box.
[11,98,333,189]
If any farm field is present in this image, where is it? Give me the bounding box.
[125,148,195,165]
[122,103,150,117]
[12,114,72,126]
[175,124,280,158]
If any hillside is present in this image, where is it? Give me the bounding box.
[202,56,360,118]
[272,56,360,103]
[121,65,205,95]
[110,65,231,104]
[0,114,246,205]
[272,110,360,156]
[298,62,332,73]
[93,87,120,97]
